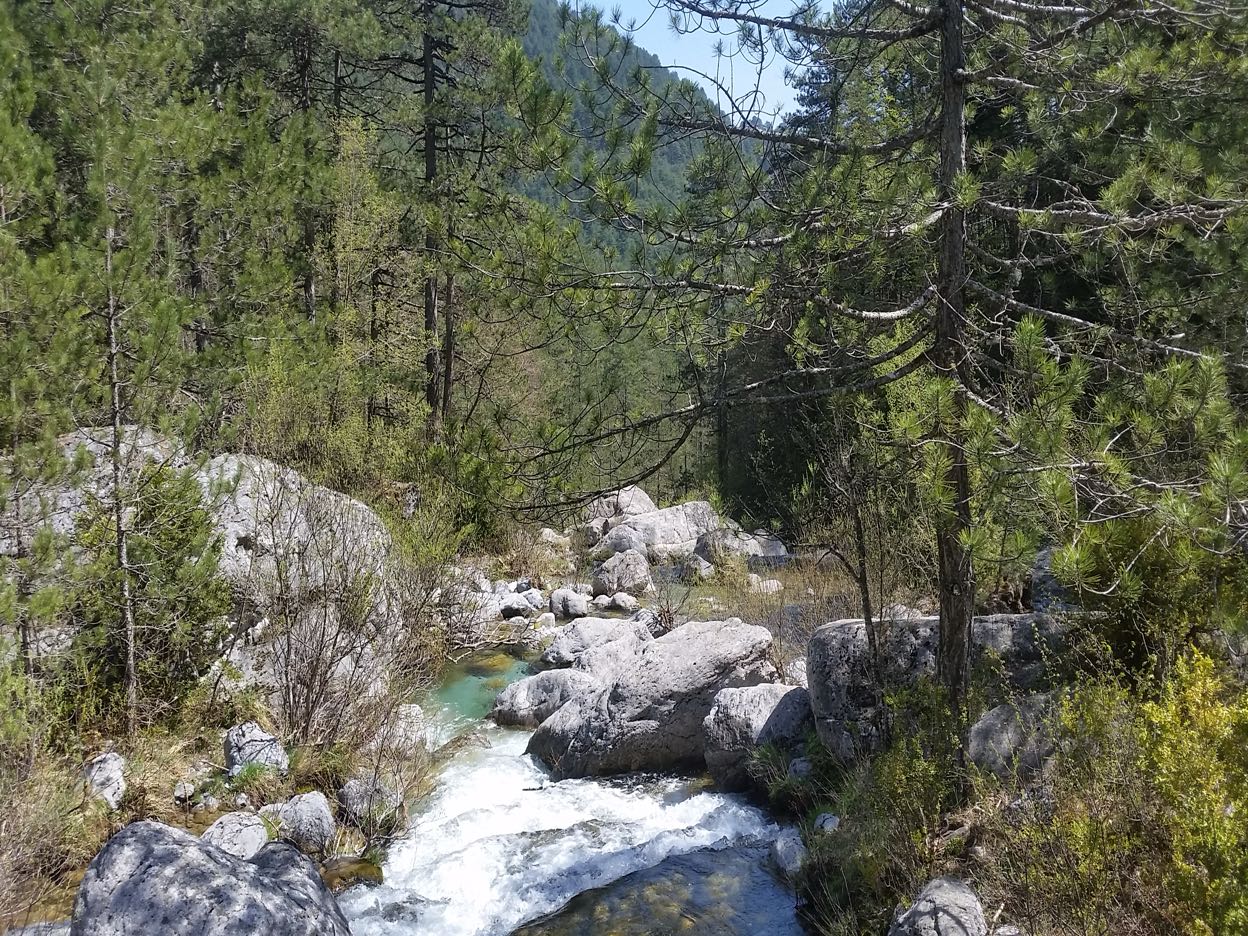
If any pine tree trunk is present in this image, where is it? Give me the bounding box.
[441,268,455,427]
[105,227,139,742]
[851,499,878,678]
[423,23,442,437]
[934,0,976,720]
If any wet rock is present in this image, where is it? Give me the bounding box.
[201,811,269,860]
[490,670,601,728]
[771,828,807,880]
[83,753,125,810]
[703,684,813,791]
[527,619,777,778]
[888,877,987,936]
[224,722,289,779]
[70,820,350,936]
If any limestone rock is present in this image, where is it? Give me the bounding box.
[608,501,721,561]
[490,669,601,728]
[83,753,125,811]
[201,812,269,860]
[806,614,1064,763]
[702,684,813,791]
[538,616,653,670]
[224,722,289,779]
[591,549,654,597]
[338,778,403,837]
[771,828,807,881]
[549,587,591,620]
[694,527,789,566]
[527,619,777,778]
[590,524,650,561]
[261,792,334,856]
[583,486,658,522]
[887,877,987,936]
[69,820,349,936]
[610,592,639,613]
[968,693,1056,782]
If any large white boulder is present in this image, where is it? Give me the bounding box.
[527,619,777,778]
[538,616,653,669]
[583,486,657,522]
[604,501,722,561]
[70,820,349,936]
[703,684,812,791]
[490,669,601,728]
[591,549,654,597]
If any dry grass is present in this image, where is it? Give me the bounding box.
[666,557,931,666]
[0,760,108,928]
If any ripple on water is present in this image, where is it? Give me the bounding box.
[341,651,806,936]
[514,844,808,936]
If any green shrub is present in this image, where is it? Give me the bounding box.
[66,464,231,733]
[979,652,1248,936]
[794,682,961,935]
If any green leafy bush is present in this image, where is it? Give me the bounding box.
[66,464,231,732]
[979,653,1248,936]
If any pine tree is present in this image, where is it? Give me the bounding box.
[512,0,1248,722]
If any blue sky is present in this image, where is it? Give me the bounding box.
[592,1,804,119]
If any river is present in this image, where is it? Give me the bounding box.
[338,651,808,936]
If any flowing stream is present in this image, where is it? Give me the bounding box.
[339,652,807,936]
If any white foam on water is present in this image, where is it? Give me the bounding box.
[339,725,779,936]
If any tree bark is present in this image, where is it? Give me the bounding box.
[105,226,140,742]
[423,22,442,437]
[934,0,976,720]
[441,268,455,427]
